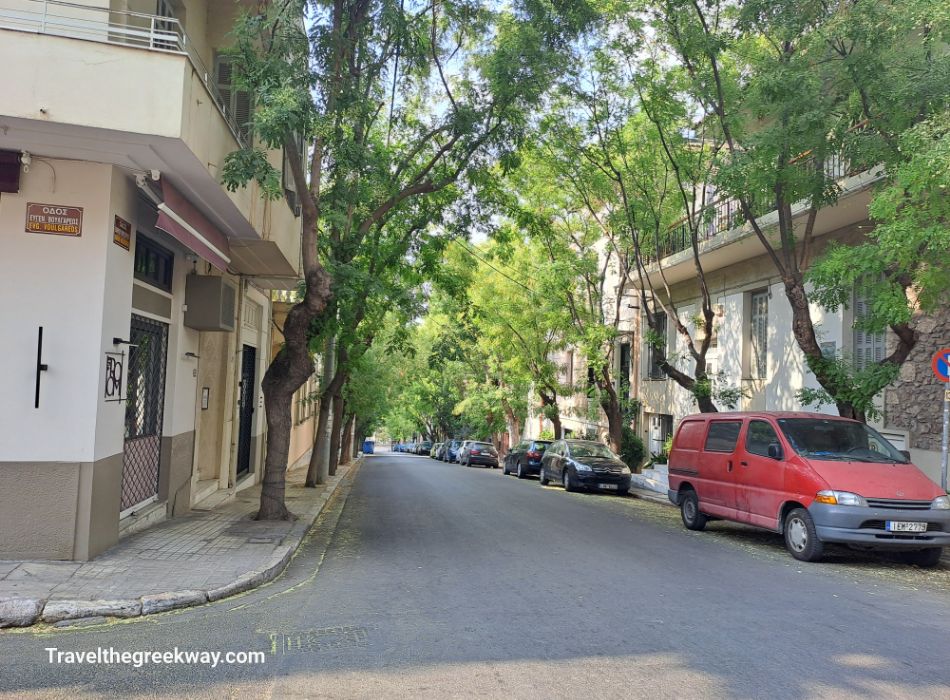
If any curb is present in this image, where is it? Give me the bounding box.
[627,486,674,506]
[0,458,361,629]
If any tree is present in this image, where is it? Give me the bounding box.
[648,0,949,421]
[222,0,595,517]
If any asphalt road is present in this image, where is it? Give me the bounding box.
[2,451,950,699]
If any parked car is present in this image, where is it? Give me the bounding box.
[416,441,432,456]
[667,411,950,566]
[503,439,553,478]
[459,441,499,468]
[430,442,443,459]
[539,440,631,494]
[443,440,462,463]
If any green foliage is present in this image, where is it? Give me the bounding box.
[619,425,645,470]
[538,428,555,440]
[797,355,901,421]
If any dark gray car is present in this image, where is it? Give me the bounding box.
[539,439,631,495]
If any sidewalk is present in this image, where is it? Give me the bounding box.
[0,458,358,628]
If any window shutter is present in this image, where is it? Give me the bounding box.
[235,90,252,142]
[214,55,252,144]
[214,55,232,115]
[853,282,884,371]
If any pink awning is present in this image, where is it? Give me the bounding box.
[154,181,231,271]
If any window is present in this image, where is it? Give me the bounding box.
[214,55,253,144]
[704,420,742,453]
[745,420,779,458]
[853,281,885,371]
[134,236,174,292]
[675,420,706,451]
[750,291,768,379]
[647,311,667,380]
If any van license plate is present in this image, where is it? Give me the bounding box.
[886,521,927,532]
[599,483,618,490]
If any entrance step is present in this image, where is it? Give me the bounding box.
[118,500,166,540]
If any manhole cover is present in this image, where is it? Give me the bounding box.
[265,626,369,654]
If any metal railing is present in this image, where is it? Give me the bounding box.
[0,0,248,148]
[644,152,859,264]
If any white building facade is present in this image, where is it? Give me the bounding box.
[0,0,302,559]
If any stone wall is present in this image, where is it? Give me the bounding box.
[886,307,950,451]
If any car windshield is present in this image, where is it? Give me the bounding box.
[532,442,551,451]
[778,418,908,464]
[473,442,494,451]
[569,443,618,460]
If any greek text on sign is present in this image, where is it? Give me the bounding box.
[26,203,83,237]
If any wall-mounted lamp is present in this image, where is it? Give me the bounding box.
[184,352,200,360]
[112,337,138,347]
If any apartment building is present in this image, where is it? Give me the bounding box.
[524,236,640,445]
[0,0,304,559]
[636,167,948,484]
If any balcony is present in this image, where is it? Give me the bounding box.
[0,0,247,148]
[640,154,882,286]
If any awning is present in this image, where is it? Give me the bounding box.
[154,180,231,271]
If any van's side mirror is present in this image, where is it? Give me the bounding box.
[767,443,782,460]
[900,449,911,462]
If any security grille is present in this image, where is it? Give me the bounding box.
[121,315,169,512]
[750,291,769,379]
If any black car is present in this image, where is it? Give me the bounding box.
[539,439,631,495]
[459,441,498,468]
[503,439,553,478]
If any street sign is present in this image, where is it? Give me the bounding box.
[932,348,950,382]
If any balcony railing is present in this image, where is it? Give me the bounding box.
[643,152,859,264]
[0,0,249,148]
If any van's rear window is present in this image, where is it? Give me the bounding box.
[704,421,742,452]
[676,421,706,450]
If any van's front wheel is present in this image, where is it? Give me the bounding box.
[680,490,707,531]
[784,508,824,562]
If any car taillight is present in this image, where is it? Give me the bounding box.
[527,451,540,458]
[471,449,481,455]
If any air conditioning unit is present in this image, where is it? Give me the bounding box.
[184,275,237,332]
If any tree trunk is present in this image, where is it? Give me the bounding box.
[256,270,331,520]
[501,399,521,451]
[538,389,562,439]
[307,393,333,486]
[339,412,355,465]
[597,369,623,454]
[328,389,346,476]
[306,336,337,486]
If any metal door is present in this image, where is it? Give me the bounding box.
[121,315,169,512]
[236,344,257,478]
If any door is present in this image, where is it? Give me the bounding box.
[121,314,169,512]
[698,419,743,519]
[736,419,787,528]
[236,344,257,479]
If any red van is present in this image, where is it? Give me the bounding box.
[667,412,950,566]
